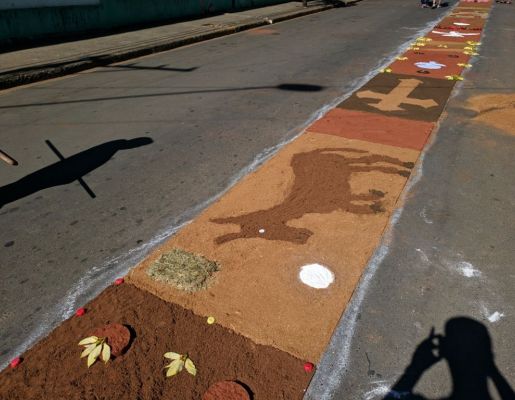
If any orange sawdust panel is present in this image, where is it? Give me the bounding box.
[389,50,469,79]
[128,133,419,362]
[451,10,490,20]
[308,109,434,150]
[338,73,455,122]
[465,93,515,136]
[453,6,491,13]
[427,28,482,42]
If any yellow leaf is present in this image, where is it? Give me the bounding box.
[81,344,97,358]
[87,343,102,368]
[166,359,184,377]
[102,343,111,363]
[396,57,408,61]
[78,336,98,346]
[185,358,197,376]
[164,352,181,360]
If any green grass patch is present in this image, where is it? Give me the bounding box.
[147,249,220,292]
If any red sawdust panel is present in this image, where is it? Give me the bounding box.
[389,50,469,79]
[338,73,455,122]
[308,109,434,151]
[436,16,485,31]
[427,28,482,42]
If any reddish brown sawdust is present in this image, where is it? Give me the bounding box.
[128,134,419,362]
[90,323,130,357]
[0,284,311,400]
[308,109,434,150]
[203,381,251,400]
[414,40,476,52]
[465,94,515,135]
[436,16,485,30]
[388,51,468,80]
[427,29,482,43]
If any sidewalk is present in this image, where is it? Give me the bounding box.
[0,1,335,90]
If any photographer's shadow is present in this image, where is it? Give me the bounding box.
[384,317,514,400]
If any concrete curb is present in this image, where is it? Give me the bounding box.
[0,3,336,91]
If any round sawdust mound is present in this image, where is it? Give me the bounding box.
[202,381,251,400]
[147,249,220,292]
[90,323,131,357]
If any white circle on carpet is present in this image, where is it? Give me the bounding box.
[299,264,334,289]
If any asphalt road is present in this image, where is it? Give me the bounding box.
[307,3,515,399]
[0,0,449,368]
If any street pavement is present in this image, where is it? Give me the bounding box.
[307,2,515,399]
[0,0,450,369]
[0,1,334,90]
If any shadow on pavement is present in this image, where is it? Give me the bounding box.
[0,137,153,208]
[0,83,325,109]
[383,317,515,400]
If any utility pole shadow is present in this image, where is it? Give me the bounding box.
[0,137,153,208]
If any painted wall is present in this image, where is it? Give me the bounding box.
[0,0,285,46]
[0,1,100,10]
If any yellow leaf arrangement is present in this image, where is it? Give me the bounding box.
[163,352,197,378]
[445,75,464,81]
[78,336,111,367]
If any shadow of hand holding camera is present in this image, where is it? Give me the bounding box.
[384,317,515,400]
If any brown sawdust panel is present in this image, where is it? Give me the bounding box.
[338,73,455,122]
[308,109,434,150]
[0,284,311,400]
[128,133,419,362]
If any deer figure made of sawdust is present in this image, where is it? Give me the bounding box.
[211,147,414,245]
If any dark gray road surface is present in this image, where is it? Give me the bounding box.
[307,3,515,399]
[0,0,449,368]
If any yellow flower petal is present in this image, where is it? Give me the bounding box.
[185,358,197,376]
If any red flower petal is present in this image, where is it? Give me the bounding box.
[10,357,22,368]
[75,307,86,317]
[114,278,125,285]
[303,362,315,373]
